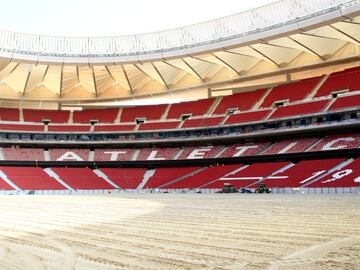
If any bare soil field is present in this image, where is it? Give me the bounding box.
[0,193,359,270]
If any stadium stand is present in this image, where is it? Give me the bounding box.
[261,138,318,155]
[252,159,345,188]
[99,168,147,189]
[220,142,270,157]
[94,149,135,161]
[2,147,45,161]
[143,167,201,189]
[52,167,114,190]
[308,133,360,152]
[182,116,224,128]
[307,157,360,188]
[314,67,360,97]
[137,148,181,160]
[166,99,215,119]
[0,167,66,190]
[48,125,91,132]
[260,77,321,108]
[73,108,119,123]
[269,99,329,119]
[163,164,239,189]
[0,108,20,121]
[23,109,70,123]
[224,110,271,124]
[327,93,360,111]
[203,162,290,188]
[49,149,90,161]
[120,105,168,122]
[94,124,136,132]
[177,146,223,159]
[0,124,44,132]
[138,121,180,130]
[213,88,267,114]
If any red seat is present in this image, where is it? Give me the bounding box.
[166,99,215,119]
[121,105,167,122]
[0,167,66,190]
[182,116,224,128]
[73,108,118,123]
[138,121,180,130]
[23,109,70,123]
[224,110,271,124]
[52,167,114,190]
[99,168,147,189]
[327,94,360,111]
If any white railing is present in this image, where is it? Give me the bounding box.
[0,0,356,58]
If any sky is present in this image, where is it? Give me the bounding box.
[0,0,276,36]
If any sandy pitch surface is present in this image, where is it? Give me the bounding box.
[0,194,359,270]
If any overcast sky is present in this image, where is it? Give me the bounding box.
[0,0,276,36]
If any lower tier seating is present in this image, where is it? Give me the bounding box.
[99,168,147,189]
[0,167,66,190]
[52,167,114,190]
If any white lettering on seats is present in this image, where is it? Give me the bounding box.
[278,142,298,154]
[322,137,355,151]
[57,151,84,161]
[104,151,127,161]
[187,147,212,159]
[321,169,353,183]
[233,146,257,157]
[147,150,165,160]
[299,170,326,184]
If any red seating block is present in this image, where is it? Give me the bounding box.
[257,159,344,188]
[0,108,19,121]
[120,105,167,122]
[49,149,89,161]
[220,143,269,158]
[327,94,360,111]
[137,148,181,160]
[73,108,118,123]
[2,148,44,161]
[269,99,329,119]
[23,109,70,123]
[262,138,318,155]
[144,167,201,189]
[52,167,114,190]
[308,133,360,152]
[307,158,360,188]
[138,121,180,131]
[224,110,271,124]
[315,68,360,97]
[94,124,135,132]
[182,116,224,128]
[99,168,147,189]
[0,124,44,132]
[177,146,222,160]
[0,167,66,190]
[213,89,266,114]
[48,125,90,132]
[261,77,321,108]
[166,99,215,119]
[94,149,134,161]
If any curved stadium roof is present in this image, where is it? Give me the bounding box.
[0,0,359,106]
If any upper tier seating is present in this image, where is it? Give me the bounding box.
[213,89,266,114]
[94,149,135,161]
[0,124,44,132]
[204,162,290,188]
[137,148,181,160]
[0,167,66,190]
[49,149,90,161]
[99,168,147,189]
[327,93,360,111]
[177,146,223,160]
[94,124,136,132]
[2,148,45,161]
[23,109,70,123]
[73,108,119,123]
[52,167,114,190]
[0,108,20,121]
[262,138,318,155]
[48,125,90,132]
[138,121,180,131]
[253,159,344,188]
[315,67,360,97]
[220,142,269,158]
[307,157,360,188]
[120,105,167,122]
[269,99,329,119]
[143,167,201,189]
[163,164,240,189]
[308,133,360,152]
[224,110,271,124]
[182,116,224,128]
[260,77,321,108]
[166,99,215,119]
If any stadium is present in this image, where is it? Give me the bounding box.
[0,0,359,269]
